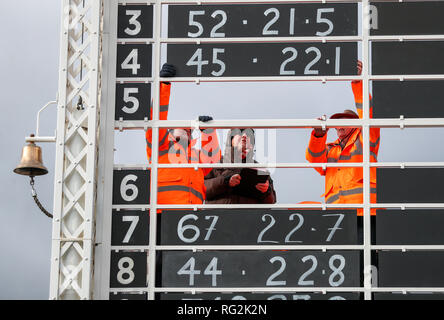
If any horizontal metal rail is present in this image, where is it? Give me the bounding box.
[118,36,444,45]
[115,118,444,130]
[112,0,444,300]
[112,203,444,210]
[116,77,153,83]
[160,35,444,43]
[113,162,444,170]
[160,287,367,293]
[162,36,362,43]
[117,38,154,44]
[119,0,363,4]
[115,74,444,84]
[113,203,363,210]
[110,245,444,251]
[108,287,444,294]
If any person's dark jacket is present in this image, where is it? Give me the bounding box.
[204,129,277,204]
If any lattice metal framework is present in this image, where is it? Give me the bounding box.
[49,0,103,300]
[50,0,444,300]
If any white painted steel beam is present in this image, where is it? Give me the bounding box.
[50,0,103,300]
[112,162,444,169]
[92,0,444,300]
[93,0,118,300]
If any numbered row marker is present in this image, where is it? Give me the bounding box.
[113,169,150,205]
[167,42,356,77]
[117,44,152,78]
[112,210,149,246]
[110,207,444,248]
[109,250,359,289]
[115,83,151,121]
[118,4,153,39]
[372,41,444,75]
[168,3,357,38]
[110,251,147,288]
[374,293,444,300]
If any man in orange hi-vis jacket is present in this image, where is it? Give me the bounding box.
[146,64,221,205]
[306,61,380,216]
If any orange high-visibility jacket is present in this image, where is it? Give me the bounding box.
[145,83,221,204]
[306,81,380,216]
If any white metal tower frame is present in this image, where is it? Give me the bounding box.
[49,0,103,300]
[50,0,444,299]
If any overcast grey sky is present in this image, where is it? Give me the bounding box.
[1,0,60,299]
[1,1,444,300]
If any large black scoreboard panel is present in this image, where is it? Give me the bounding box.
[112,209,149,246]
[378,251,444,287]
[110,251,147,289]
[168,3,357,38]
[374,292,444,300]
[372,41,444,75]
[167,3,358,77]
[167,42,357,77]
[161,209,358,245]
[377,168,444,204]
[370,1,444,35]
[106,0,444,300]
[115,3,154,122]
[118,4,153,39]
[112,169,150,205]
[115,82,152,121]
[162,250,360,288]
[376,209,444,245]
[373,80,444,118]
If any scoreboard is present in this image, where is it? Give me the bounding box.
[83,0,444,301]
[167,4,358,38]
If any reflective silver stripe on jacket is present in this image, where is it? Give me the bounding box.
[158,185,204,202]
[146,131,169,149]
[307,148,326,158]
[201,128,215,134]
[338,137,363,161]
[328,138,378,162]
[326,187,377,203]
[370,137,380,148]
[355,102,373,110]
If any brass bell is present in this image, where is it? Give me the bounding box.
[14,135,48,177]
